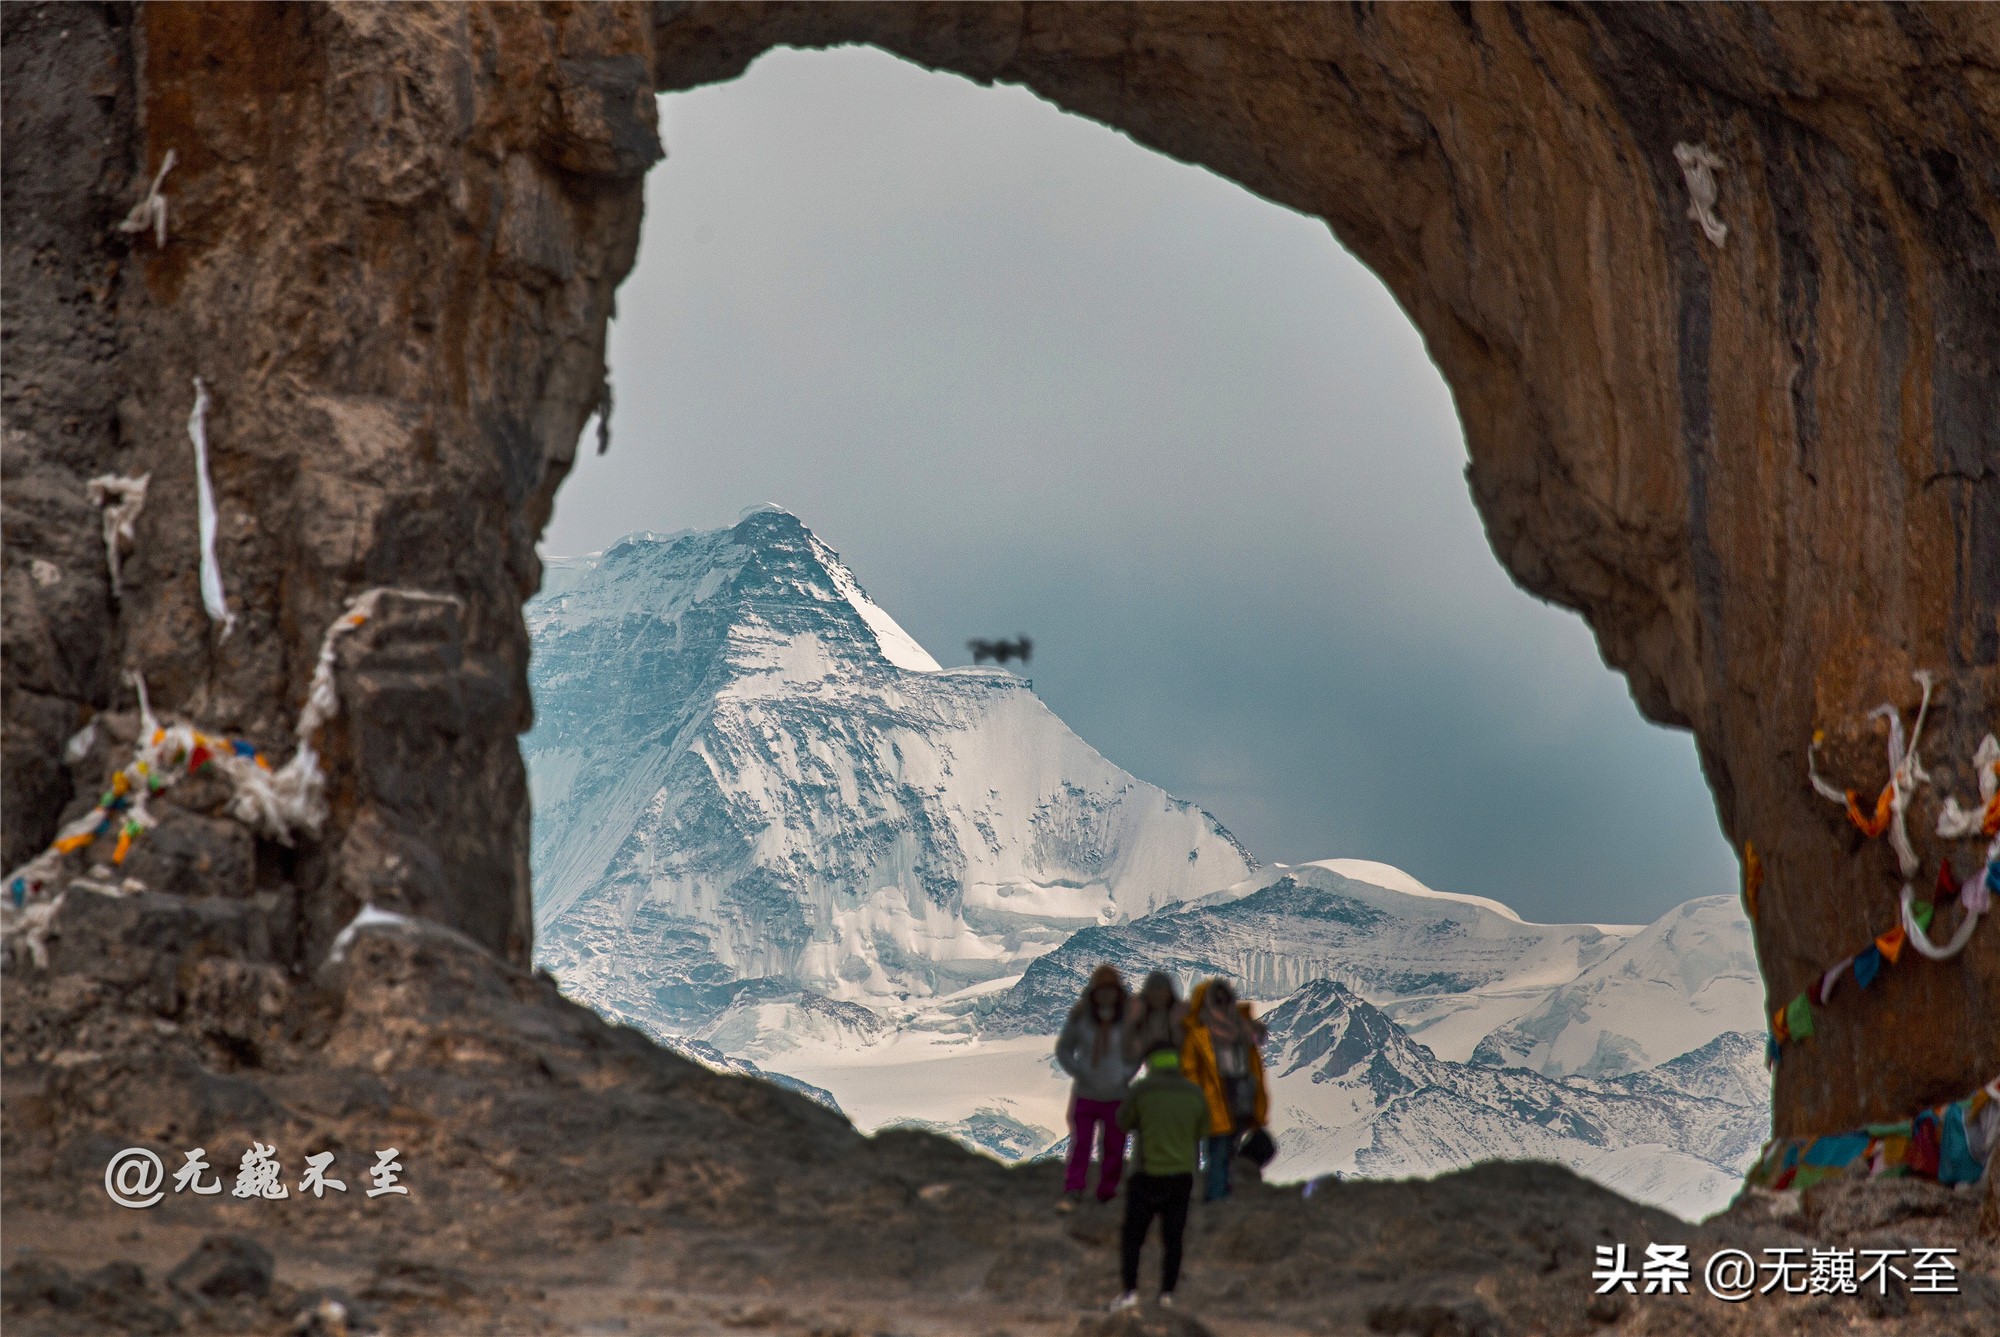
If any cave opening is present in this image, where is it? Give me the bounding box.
[519,48,1760,1184]
[534,45,1732,939]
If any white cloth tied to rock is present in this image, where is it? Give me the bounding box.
[87,473,149,595]
[1805,672,1934,879]
[1673,142,1728,247]
[188,378,234,637]
[1875,671,1934,881]
[1,586,461,915]
[1902,877,1985,961]
[117,149,176,249]
[1936,733,1999,839]
[225,586,459,843]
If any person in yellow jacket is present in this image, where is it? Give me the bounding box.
[1180,978,1268,1202]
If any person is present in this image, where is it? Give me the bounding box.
[1112,1046,1209,1311]
[1181,977,1268,1202]
[1124,970,1186,1063]
[1054,963,1139,1209]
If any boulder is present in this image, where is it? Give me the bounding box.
[166,1234,273,1301]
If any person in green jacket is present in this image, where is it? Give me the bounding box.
[1111,1046,1210,1310]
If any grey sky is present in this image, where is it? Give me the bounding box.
[542,47,1735,926]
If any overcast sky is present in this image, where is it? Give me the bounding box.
[542,47,1735,926]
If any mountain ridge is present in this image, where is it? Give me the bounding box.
[528,509,1258,1018]
[1260,978,1766,1214]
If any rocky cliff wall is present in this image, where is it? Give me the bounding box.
[5,0,660,965]
[3,1,1994,1138]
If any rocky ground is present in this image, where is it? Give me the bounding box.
[3,883,1997,1336]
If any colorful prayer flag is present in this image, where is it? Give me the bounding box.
[1785,992,1815,1040]
[1846,784,1893,837]
[1853,945,1883,990]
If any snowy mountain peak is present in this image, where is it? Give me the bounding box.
[1297,859,1534,926]
[528,510,1257,1019]
[1262,978,1431,1082]
[535,508,941,675]
[1466,894,1760,1078]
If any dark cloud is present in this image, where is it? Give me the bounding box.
[542,47,1733,925]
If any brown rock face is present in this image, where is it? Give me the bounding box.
[3,2,1995,1140]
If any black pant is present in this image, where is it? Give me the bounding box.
[1120,1171,1193,1294]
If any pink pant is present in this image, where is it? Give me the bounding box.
[1064,1096,1127,1199]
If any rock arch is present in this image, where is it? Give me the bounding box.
[3,2,1993,1138]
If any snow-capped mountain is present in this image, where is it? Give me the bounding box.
[1259,979,1767,1221]
[977,862,1761,1085]
[692,988,890,1062]
[527,508,1256,1023]
[748,859,1767,1218]
[1466,895,1763,1077]
[980,862,1631,1059]
[1624,1032,1770,1110]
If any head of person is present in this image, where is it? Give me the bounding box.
[1205,979,1237,1015]
[1083,963,1125,1018]
[1144,1044,1182,1073]
[1139,971,1177,1012]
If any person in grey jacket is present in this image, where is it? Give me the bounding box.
[1124,970,1186,1063]
[1055,963,1139,1209]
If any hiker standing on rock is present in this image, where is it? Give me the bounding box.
[1112,1046,1209,1311]
[1055,963,1139,1210]
[1182,978,1268,1203]
[1123,970,1186,1063]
